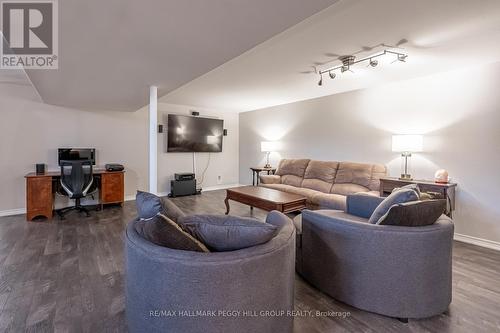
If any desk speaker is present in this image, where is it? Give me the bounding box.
[36,163,46,174]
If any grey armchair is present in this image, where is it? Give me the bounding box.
[125,209,296,333]
[300,194,454,320]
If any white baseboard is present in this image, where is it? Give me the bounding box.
[0,208,26,217]
[454,233,500,252]
[0,194,138,218]
[202,183,243,192]
[125,195,136,202]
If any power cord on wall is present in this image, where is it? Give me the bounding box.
[192,152,211,190]
[198,153,211,186]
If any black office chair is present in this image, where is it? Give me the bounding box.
[56,160,95,219]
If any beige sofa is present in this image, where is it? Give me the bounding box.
[260,159,386,210]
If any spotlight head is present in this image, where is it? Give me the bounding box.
[318,76,323,86]
[398,54,408,62]
[329,71,336,79]
[369,59,378,67]
[341,65,349,73]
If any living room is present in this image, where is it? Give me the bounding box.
[1,0,499,332]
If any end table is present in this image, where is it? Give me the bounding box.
[379,177,457,218]
[250,167,276,186]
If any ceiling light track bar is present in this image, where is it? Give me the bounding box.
[318,49,407,76]
[316,49,407,86]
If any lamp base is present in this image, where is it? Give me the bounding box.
[399,174,413,181]
[264,163,272,169]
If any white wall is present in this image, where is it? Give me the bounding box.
[239,62,500,244]
[0,72,149,212]
[0,80,239,212]
[156,103,239,195]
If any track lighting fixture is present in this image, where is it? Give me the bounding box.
[316,49,407,86]
[391,54,408,64]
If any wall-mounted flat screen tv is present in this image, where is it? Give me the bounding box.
[167,114,224,153]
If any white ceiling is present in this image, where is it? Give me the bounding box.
[23,0,338,111]
[161,0,500,112]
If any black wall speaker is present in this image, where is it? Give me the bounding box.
[158,124,163,133]
[223,129,228,136]
[191,111,200,116]
[36,163,46,174]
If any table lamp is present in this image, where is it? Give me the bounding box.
[392,135,423,180]
[261,141,279,168]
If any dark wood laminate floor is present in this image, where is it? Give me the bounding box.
[0,190,499,332]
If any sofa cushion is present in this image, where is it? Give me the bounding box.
[136,191,164,220]
[368,164,387,191]
[346,193,385,218]
[162,198,186,223]
[259,183,293,191]
[302,161,339,193]
[281,175,304,187]
[276,159,310,177]
[178,215,278,252]
[310,193,347,210]
[391,183,421,197]
[331,183,370,196]
[260,184,319,201]
[368,188,419,224]
[312,209,370,223]
[377,200,446,226]
[134,213,209,252]
[259,174,280,184]
[331,162,372,193]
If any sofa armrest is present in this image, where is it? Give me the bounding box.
[260,174,281,184]
[346,193,384,218]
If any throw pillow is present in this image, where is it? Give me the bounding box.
[136,191,164,220]
[162,198,186,223]
[391,183,421,197]
[134,213,209,252]
[368,188,419,224]
[419,192,434,200]
[178,215,278,252]
[377,199,447,226]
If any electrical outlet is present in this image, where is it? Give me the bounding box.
[217,175,222,184]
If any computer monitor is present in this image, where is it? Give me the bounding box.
[58,148,96,166]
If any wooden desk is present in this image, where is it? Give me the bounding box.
[250,167,276,186]
[25,170,125,221]
[379,177,457,217]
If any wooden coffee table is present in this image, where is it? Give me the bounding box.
[224,186,307,215]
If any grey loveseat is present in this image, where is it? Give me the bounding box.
[298,194,454,320]
[125,208,296,333]
[260,159,386,211]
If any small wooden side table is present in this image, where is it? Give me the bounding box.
[379,177,457,217]
[250,167,276,186]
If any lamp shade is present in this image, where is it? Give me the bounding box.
[392,135,423,152]
[261,141,279,152]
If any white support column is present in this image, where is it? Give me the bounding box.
[148,86,158,194]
